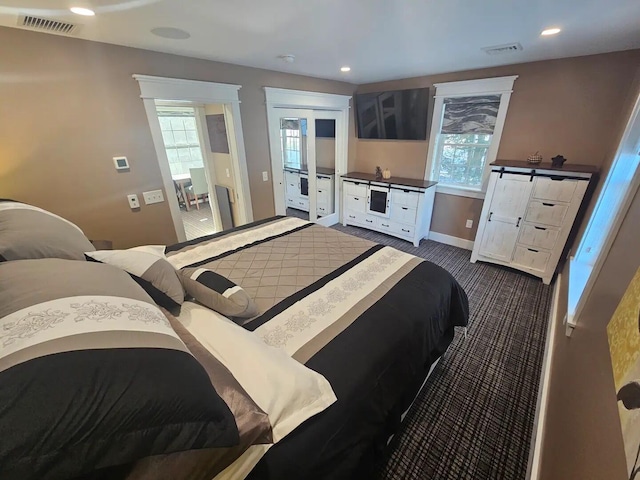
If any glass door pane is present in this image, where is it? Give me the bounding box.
[276,109,317,222]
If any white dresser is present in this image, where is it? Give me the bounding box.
[284,167,335,217]
[471,161,597,284]
[341,173,437,247]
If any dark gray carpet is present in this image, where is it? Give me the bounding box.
[331,224,553,480]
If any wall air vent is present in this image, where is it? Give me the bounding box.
[482,43,523,55]
[17,14,81,35]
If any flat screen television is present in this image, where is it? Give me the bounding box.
[355,88,429,140]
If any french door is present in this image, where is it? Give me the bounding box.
[268,108,341,226]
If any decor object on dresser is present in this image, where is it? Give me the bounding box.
[383,168,391,179]
[471,160,597,284]
[375,166,383,180]
[551,155,567,168]
[527,151,543,164]
[341,172,437,247]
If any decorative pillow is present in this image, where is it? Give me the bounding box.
[0,259,239,480]
[0,200,95,261]
[179,267,259,318]
[85,246,184,312]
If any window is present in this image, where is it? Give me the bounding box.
[426,76,517,196]
[156,106,204,177]
[280,118,306,168]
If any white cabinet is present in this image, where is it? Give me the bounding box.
[284,168,335,216]
[472,165,593,284]
[342,176,436,247]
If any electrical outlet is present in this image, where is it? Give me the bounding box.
[143,190,165,205]
[465,219,473,229]
[225,168,231,178]
[127,194,140,209]
[262,171,269,181]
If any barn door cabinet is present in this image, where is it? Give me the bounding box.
[471,161,597,284]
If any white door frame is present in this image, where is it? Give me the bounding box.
[264,87,351,227]
[134,74,253,242]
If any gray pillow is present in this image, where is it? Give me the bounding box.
[85,246,184,312]
[179,267,258,318]
[0,200,95,261]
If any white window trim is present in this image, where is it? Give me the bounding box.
[424,76,518,198]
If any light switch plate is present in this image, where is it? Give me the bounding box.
[465,219,473,229]
[226,168,231,178]
[143,190,164,205]
[127,194,140,209]
[262,171,269,181]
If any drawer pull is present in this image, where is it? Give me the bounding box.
[534,226,547,231]
[381,223,389,227]
[549,176,565,181]
[354,197,359,201]
[542,202,555,207]
[528,248,539,253]
[488,212,493,222]
[516,217,522,227]
[349,215,355,219]
[402,228,410,232]
[365,219,373,223]
[401,207,408,210]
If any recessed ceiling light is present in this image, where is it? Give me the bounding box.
[70,7,95,16]
[150,27,191,40]
[340,66,351,72]
[541,27,561,36]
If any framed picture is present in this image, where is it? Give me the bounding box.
[607,266,640,479]
[206,114,230,154]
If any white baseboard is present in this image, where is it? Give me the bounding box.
[428,232,474,250]
[526,273,561,480]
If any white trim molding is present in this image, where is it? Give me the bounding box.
[527,273,561,480]
[133,75,253,242]
[425,75,518,196]
[264,87,351,110]
[428,231,475,251]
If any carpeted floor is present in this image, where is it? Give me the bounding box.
[331,224,553,480]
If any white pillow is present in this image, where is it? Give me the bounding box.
[174,302,336,479]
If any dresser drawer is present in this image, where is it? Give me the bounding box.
[295,198,309,211]
[317,176,332,190]
[533,177,578,203]
[518,223,560,250]
[390,203,417,225]
[317,204,332,216]
[344,181,367,197]
[512,245,550,273]
[345,194,366,212]
[317,188,331,204]
[391,189,420,208]
[286,196,297,207]
[525,201,568,227]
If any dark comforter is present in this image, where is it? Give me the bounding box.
[165,216,469,479]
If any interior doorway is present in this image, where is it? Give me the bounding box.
[134,75,253,243]
[155,102,241,240]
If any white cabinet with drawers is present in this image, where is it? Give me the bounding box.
[471,163,595,284]
[341,174,437,247]
[284,168,335,217]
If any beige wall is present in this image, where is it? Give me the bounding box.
[354,50,640,243]
[0,26,355,248]
[315,137,336,170]
[539,79,640,480]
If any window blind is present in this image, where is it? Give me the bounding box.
[441,95,501,135]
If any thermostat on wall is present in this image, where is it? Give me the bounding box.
[113,156,130,170]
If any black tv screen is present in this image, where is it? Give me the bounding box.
[355,88,429,140]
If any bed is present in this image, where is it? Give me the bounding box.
[0,203,468,480]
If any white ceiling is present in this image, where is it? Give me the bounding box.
[1,0,639,84]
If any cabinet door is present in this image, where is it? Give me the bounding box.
[477,220,520,262]
[477,173,533,262]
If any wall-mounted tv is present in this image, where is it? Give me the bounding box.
[355,88,429,140]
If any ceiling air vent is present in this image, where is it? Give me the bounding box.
[17,14,81,35]
[482,43,523,55]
